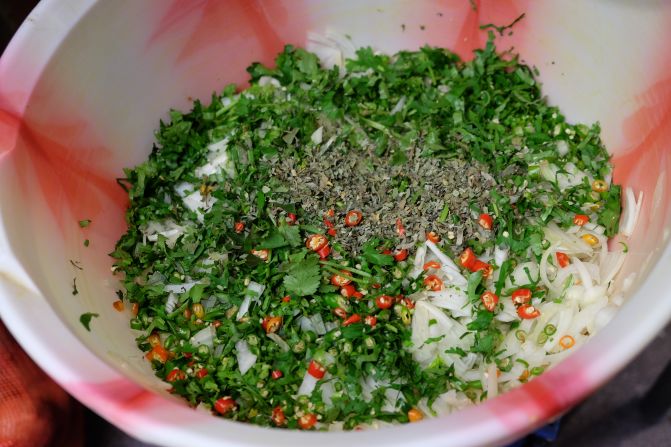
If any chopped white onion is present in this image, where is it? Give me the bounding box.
[306,30,356,72]
[311,126,324,144]
[390,96,406,114]
[235,340,257,375]
[266,333,290,352]
[411,243,428,279]
[299,316,315,333]
[620,187,643,237]
[201,296,217,310]
[427,289,471,317]
[237,281,266,320]
[165,280,198,294]
[297,372,319,396]
[165,293,178,313]
[258,76,281,88]
[556,140,569,156]
[310,313,327,335]
[486,363,498,399]
[494,246,509,266]
[190,325,215,349]
[425,240,467,285]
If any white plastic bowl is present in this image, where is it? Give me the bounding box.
[1,1,671,446]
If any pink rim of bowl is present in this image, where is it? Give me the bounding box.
[1,1,671,446]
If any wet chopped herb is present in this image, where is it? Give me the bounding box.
[78,219,92,228]
[79,312,98,331]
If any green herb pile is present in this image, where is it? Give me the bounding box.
[111,35,620,429]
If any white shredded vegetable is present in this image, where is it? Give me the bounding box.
[235,339,257,375]
[408,191,642,409]
[266,333,290,352]
[297,372,319,396]
[620,187,643,237]
[165,293,178,313]
[237,281,266,320]
[190,325,215,349]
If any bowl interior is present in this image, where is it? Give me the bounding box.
[2,1,671,446]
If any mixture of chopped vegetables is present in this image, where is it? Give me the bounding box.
[110,35,640,430]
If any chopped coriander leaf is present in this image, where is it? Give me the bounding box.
[79,312,98,331]
[283,256,321,297]
[78,219,92,228]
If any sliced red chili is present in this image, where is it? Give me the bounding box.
[323,217,334,228]
[423,274,444,291]
[327,228,337,237]
[316,244,331,259]
[272,406,286,426]
[364,315,377,327]
[352,291,364,299]
[196,368,209,379]
[262,316,283,333]
[426,231,441,243]
[381,249,392,255]
[166,368,186,382]
[511,288,532,305]
[393,249,409,262]
[340,284,357,298]
[395,218,405,237]
[375,295,394,309]
[343,314,361,326]
[282,295,291,303]
[459,248,477,269]
[480,291,499,312]
[345,210,363,227]
[402,297,415,309]
[573,214,589,226]
[287,213,297,225]
[145,345,169,363]
[478,213,493,230]
[423,261,441,271]
[234,221,244,233]
[330,271,352,287]
[214,397,236,415]
[306,234,328,251]
[298,413,317,430]
[251,249,270,261]
[556,252,570,268]
[472,260,493,278]
[317,245,331,260]
[334,307,348,319]
[517,304,541,319]
[271,370,283,380]
[307,360,326,379]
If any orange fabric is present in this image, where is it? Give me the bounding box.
[0,321,82,447]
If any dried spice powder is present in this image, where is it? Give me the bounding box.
[270,143,507,254]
